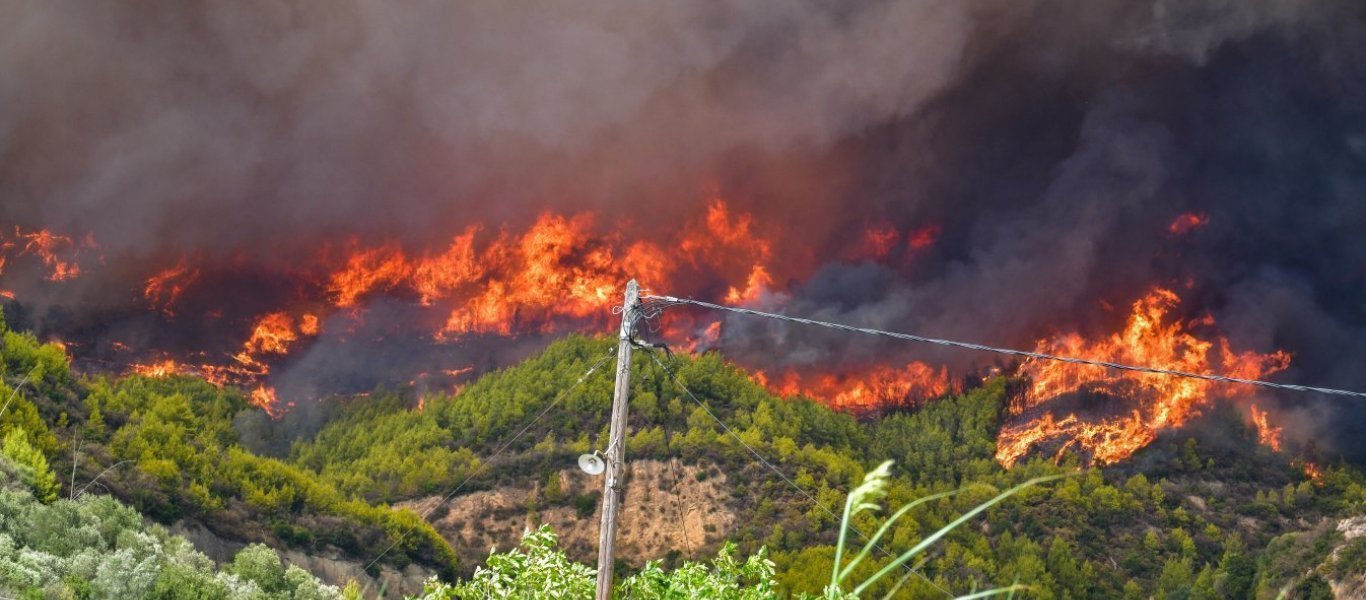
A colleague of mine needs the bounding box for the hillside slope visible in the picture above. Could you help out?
[0,316,452,597]
[3,320,1364,598]
[292,336,1366,598]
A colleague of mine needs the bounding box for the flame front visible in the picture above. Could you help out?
[112,198,780,415]
[756,361,954,412]
[996,288,1291,467]
[0,206,1302,457]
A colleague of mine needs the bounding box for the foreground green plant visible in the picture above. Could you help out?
[411,526,775,600]
[825,461,1056,599]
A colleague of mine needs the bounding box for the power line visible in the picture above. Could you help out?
[645,350,955,598]
[364,349,616,573]
[642,295,1366,400]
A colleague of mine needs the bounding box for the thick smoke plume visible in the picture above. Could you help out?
[2,1,1364,457]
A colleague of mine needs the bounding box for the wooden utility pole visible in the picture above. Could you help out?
[596,279,639,600]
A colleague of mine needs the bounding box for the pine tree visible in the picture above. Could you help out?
[1,428,60,502]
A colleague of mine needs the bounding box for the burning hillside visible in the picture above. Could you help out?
[0,203,1315,468]
[3,0,1365,465]
[1,197,962,416]
[995,287,1292,467]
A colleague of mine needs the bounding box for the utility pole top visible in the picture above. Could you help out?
[595,279,639,600]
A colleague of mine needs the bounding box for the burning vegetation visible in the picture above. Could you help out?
[0,197,1311,470]
[996,288,1291,466]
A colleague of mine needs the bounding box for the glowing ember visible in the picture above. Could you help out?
[1303,462,1323,482]
[442,366,475,378]
[907,224,941,251]
[856,223,900,259]
[996,287,1291,467]
[1168,213,1209,236]
[1250,405,1282,452]
[131,359,190,379]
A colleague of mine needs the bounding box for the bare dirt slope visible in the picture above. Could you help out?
[402,459,737,570]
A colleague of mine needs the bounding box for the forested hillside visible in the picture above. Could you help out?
[2,318,1364,598]
[295,336,1366,598]
[0,314,455,596]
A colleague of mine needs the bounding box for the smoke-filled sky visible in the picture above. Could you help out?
[3,1,1365,456]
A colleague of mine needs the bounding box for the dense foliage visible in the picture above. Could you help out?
[0,454,344,599]
[0,311,458,581]
[413,525,778,600]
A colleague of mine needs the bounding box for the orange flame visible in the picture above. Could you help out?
[125,312,321,416]
[323,199,774,340]
[145,259,200,315]
[241,312,301,355]
[2,228,87,282]
[758,361,953,412]
[249,386,281,417]
[996,287,1290,467]
[1303,461,1323,483]
[131,359,191,379]
[111,198,779,417]
[1250,405,1282,452]
[21,229,82,281]
[724,265,773,306]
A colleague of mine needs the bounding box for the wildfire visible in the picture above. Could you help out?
[1168,213,1209,236]
[1303,462,1324,482]
[241,312,306,355]
[724,265,774,305]
[996,287,1291,467]
[321,199,774,340]
[756,361,953,412]
[1250,405,1283,452]
[0,227,88,284]
[123,312,320,414]
[249,386,281,416]
[856,222,900,260]
[1,204,1317,469]
[131,359,191,379]
[113,198,785,417]
[20,229,82,281]
[906,224,941,252]
[145,259,201,315]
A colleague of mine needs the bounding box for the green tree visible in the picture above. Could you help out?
[231,544,287,594]
[2,428,59,502]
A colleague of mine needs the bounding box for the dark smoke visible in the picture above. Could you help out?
[2,1,1365,457]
